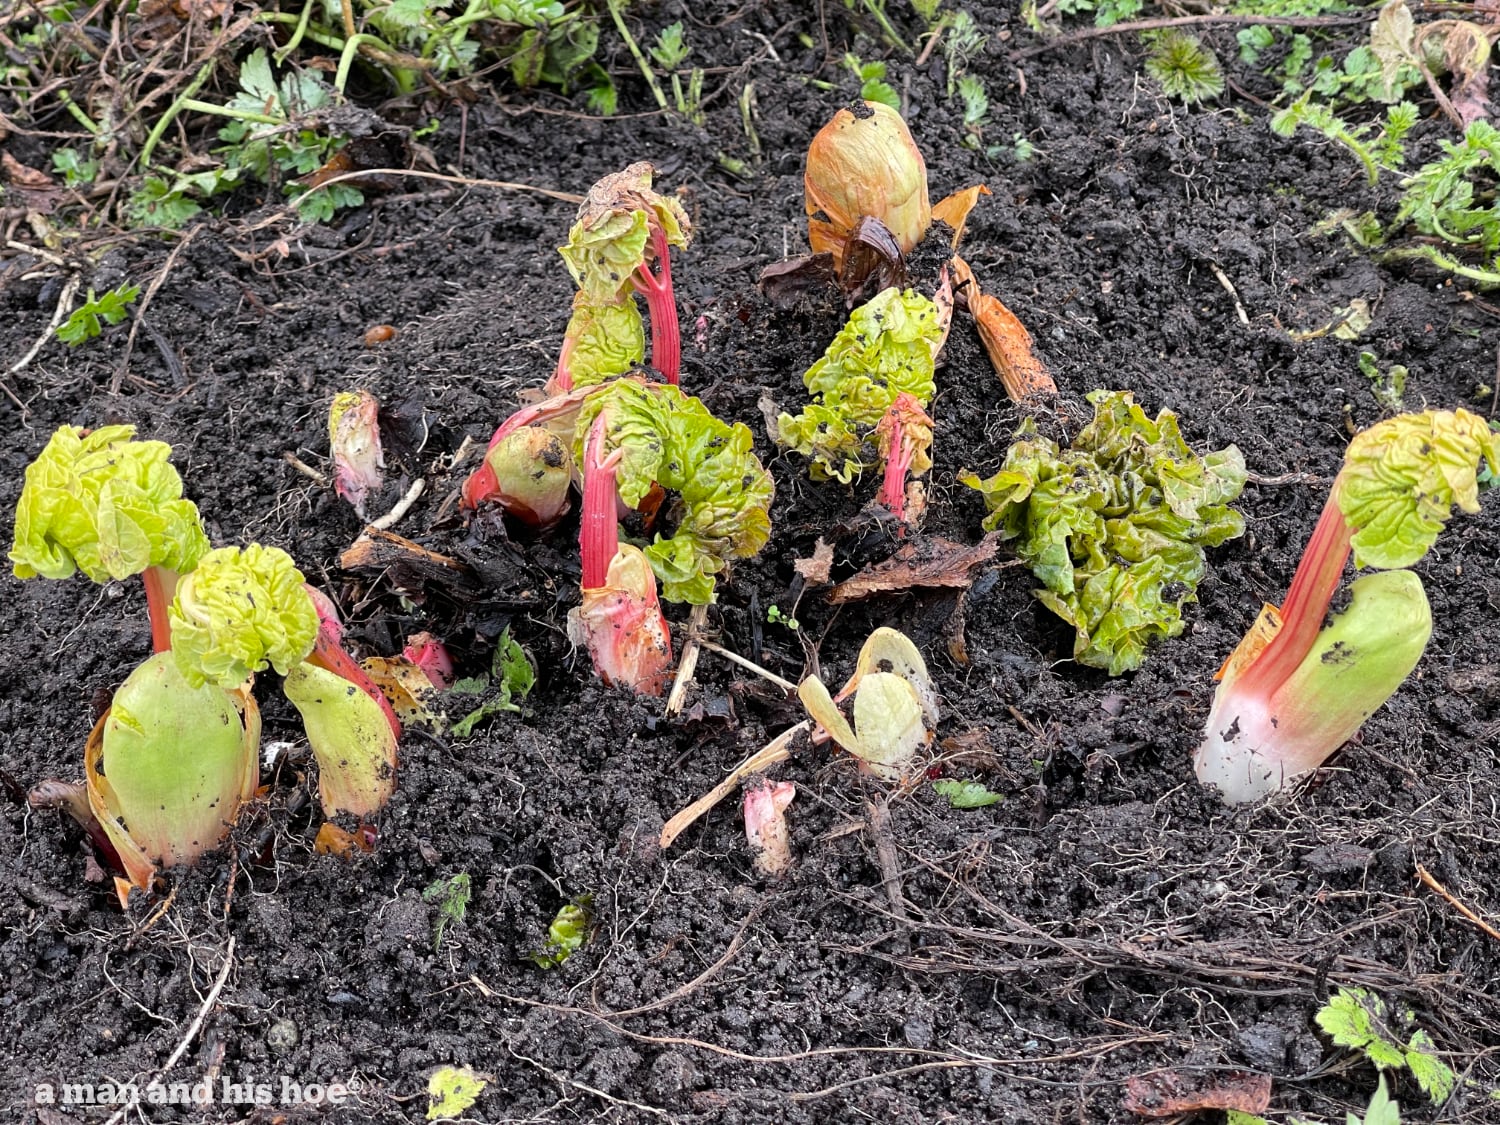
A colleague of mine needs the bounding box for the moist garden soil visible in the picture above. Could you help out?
[4,2,1500,1122]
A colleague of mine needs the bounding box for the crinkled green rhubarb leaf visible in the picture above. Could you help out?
[961,391,1246,675]
[560,291,645,388]
[531,901,591,969]
[169,544,319,689]
[576,380,773,604]
[558,163,690,303]
[775,287,943,483]
[11,424,209,582]
[1334,408,1499,570]
[86,652,259,888]
[283,661,397,818]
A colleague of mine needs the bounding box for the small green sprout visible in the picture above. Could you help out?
[1358,352,1407,412]
[842,53,901,109]
[932,779,1002,808]
[766,604,800,631]
[531,900,591,968]
[449,628,536,737]
[52,147,98,187]
[943,11,987,97]
[423,873,472,951]
[956,74,989,149]
[1144,32,1224,104]
[56,284,141,346]
[649,21,689,69]
[1317,987,1456,1105]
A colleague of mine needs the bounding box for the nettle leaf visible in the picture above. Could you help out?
[1404,1031,1456,1104]
[961,391,1245,674]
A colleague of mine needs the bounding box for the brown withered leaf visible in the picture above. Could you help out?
[1122,1069,1272,1117]
[794,538,835,587]
[340,528,485,602]
[759,253,838,306]
[828,533,1002,603]
[315,822,376,858]
[952,254,1057,402]
[931,184,991,250]
[841,216,906,306]
[2,152,62,214]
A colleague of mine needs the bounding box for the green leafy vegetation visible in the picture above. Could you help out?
[1144,32,1224,103]
[449,629,536,737]
[963,391,1246,675]
[1358,351,1407,412]
[426,1065,487,1121]
[55,284,141,346]
[531,901,591,968]
[1317,987,1456,1105]
[423,873,472,951]
[843,54,901,109]
[932,779,1003,808]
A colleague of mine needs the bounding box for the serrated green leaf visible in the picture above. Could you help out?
[932,779,1003,808]
[1404,1031,1455,1104]
[1358,1074,1402,1125]
[448,628,534,736]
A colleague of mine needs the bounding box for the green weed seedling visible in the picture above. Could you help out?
[56,284,141,346]
[766,604,800,630]
[448,627,536,738]
[51,147,98,188]
[843,54,901,109]
[1144,32,1224,104]
[1358,352,1407,412]
[1227,1075,1401,1124]
[844,0,911,53]
[956,74,990,150]
[1316,987,1455,1106]
[422,873,472,952]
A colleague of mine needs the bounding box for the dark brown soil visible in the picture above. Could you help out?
[4,3,1500,1123]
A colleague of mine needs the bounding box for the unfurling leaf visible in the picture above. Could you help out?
[532,901,590,968]
[744,781,795,876]
[962,390,1246,674]
[328,390,385,518]
[932,779,1002,808]
[284,661,398,818]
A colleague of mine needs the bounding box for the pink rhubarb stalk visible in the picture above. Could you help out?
[141,566,179,655]
[635,225,681,386]
[878,423,917,523]
[303,585,403,738]
[568,413,673,694]
[1230,496,1351,703]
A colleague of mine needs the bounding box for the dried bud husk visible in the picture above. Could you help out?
[328,390,385,518]
[744,781,795,877]
[567,544,674,696]
[482,425,575,530]
[806,102,931,272]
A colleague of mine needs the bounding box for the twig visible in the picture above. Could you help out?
[660,720,811,849]
[103,937,236,1125]
[665,604,710,716]
[1210,263,1250,326]
[1016,13,1372,58]
[866,793,911,951]
[511,1048,667,1116]
[368,478,426,532]
[282,452,329,484]
[605,0,671,112]
[604,906,763,1019]
[695,638,798,694]
[1245,470,1328,487]
[112,227,198,394]
[1415,863,1500,941]
[915,22,946,67]
[5,274,81,408]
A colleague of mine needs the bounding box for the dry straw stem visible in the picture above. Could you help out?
[1416,863,1500,941]
[659,720,811,849]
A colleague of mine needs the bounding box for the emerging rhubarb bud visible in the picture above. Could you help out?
[461,382,606,512]
[874,392,934,524]
[1194,409,1497,804]
[567,413,673,694]
[798,628,937,783]
[168,544,319,689]
[476,425,575,530]
[558,163,691,385]
[805,102,931,272]
[744,781,796,877]
[402,632,455,690]
[328,390,385,518]
[85,653,260,891]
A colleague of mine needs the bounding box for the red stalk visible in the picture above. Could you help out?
[303,585,403,738]
[141,566,178,655]
[580,413,622,589]
[1233,491,1353,701]
[633,225,680,386]
[552,335,576,393]
[878,423,915,524]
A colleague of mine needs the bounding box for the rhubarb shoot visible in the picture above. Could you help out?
[10,424,210,652]
[744,781,796,877]
[86,653,260,890]
[558,163,691,385]
[475,426,575,530]
[797,627,937,782]
[577,378,774,604]
[569,413,673,694]
[962,391,1247,674]
[775,287,943,485]
[1195,409,1497,803]
[328,390,385,518]
[806,102,931,272]
[874,392,934,524]
[284,661,399,818]
[548,290,645,393]
[168,544,319,689]
[461,382,605,512]
[303,584,403,740]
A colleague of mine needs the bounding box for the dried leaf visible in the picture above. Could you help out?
[758,253,838,306]
[2,152,62,214]
[1122,1069,1271,1117]
[841,216,906,305]
[828,533,1001,602]
[1215,602,1282,684]
[931,184,991,249]
[314,822,375,857]
[794,538,835,586]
